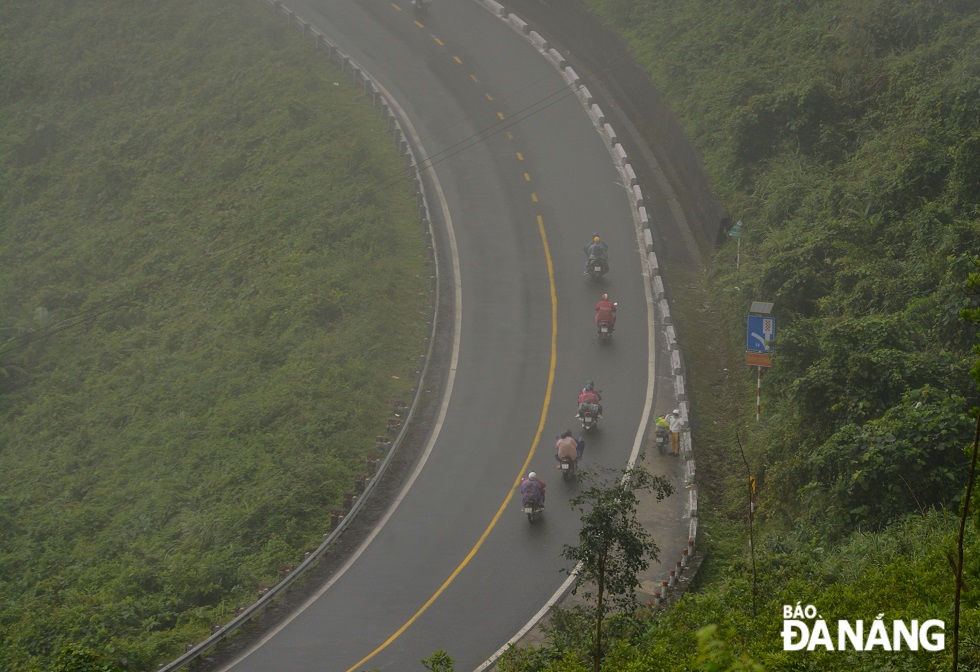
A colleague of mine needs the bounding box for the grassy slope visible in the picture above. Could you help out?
[0,1,428,669]
[613,0,979,668]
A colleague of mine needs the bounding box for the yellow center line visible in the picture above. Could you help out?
[453,55,463,64]
[471,74,480,83]
[523,172,532,182]
[516,152,524,161]
[432,35,444,46]
[344,215,559,672]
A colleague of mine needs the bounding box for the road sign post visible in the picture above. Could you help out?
[728,219,744,270]
[745,302,774,421]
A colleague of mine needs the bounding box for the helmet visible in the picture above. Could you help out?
[673,409,681,416]
[586,380,594,390]
[562,429,573,439]
[593,235,601,243]
[528,472,537,480]
[601,293,609,301]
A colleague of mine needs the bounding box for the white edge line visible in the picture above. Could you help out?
[471,1,660,669]
[216,75,463,672]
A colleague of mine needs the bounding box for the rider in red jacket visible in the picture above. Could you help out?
[577,381,603,417]
[595,293,617,328]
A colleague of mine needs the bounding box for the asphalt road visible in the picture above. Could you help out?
[218,2,673,670]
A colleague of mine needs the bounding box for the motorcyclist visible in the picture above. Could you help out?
[555,430,579,466]
[577,380,603,418]
[583,234,609,274]
[520,472,546,507]
[595,293,617,329]
[655,414,670,448]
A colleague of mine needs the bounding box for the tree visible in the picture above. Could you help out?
[561,466,673,672]
[805,385,974,534]
[954,259,980,672]
[962,259,980,389]
[421,649,455,672]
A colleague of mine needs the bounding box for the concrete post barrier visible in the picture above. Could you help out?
[652,274,665,300]
[624,163,638,186]
[613,143,628,166]
[632,185,644,207]
[507,14,530,34]
[528,30,548,51]
[590,104,605,125]
[546,48,566,69]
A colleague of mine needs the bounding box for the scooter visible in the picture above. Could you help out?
[585,255,609,279]
[654,425,669,455]
[597,319,613,340]
[577,403,600,431]
[521,498,544,523]
[597,305,617,341]
[559,455,577,481]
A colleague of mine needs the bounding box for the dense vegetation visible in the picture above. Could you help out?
[0,2,428,670]
[498,0,980,669]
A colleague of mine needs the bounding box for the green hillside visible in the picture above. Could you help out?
[498,0,980,670]
[0,1,428,670]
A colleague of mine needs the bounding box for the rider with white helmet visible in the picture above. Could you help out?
[520,471,546,506]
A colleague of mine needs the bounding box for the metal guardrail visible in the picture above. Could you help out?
[164,1,704,668]
[157,2,443,669]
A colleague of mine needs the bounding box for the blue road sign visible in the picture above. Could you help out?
[747,314,776,352]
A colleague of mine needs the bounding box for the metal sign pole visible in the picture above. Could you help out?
[729,220,743,271]
[756,365,762,421]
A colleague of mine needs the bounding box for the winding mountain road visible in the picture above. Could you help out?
[218,2,683,669]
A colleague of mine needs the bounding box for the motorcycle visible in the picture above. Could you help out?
[654,425,669,455]
[522,498,544,523]
[597,319,613,340]
[411,0,431,15]
[577,402,600,431]
[559,455,577,481]
[586,255,609,279]
[597,303,617,341]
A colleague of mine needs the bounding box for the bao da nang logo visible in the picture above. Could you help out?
[782,604,945,652]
